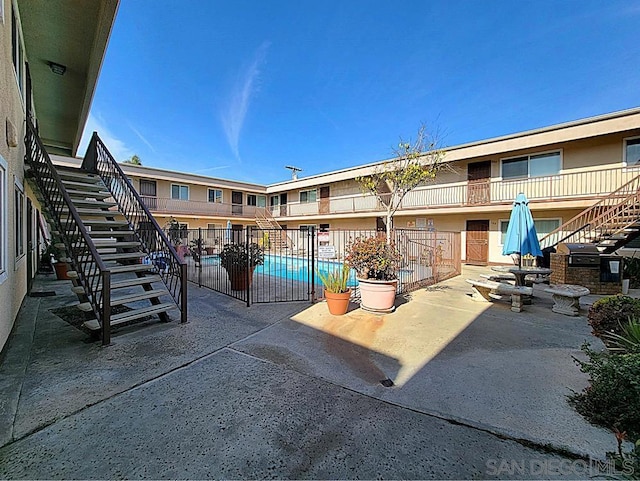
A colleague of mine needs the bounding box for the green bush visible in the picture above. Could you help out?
[569,344,640,439]
[604,318,640,354]
[588,295,640,339]
[624,257,640,289]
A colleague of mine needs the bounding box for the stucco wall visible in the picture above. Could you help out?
[0,0,29,352]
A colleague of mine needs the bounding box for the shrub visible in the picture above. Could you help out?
[569,344,640,439]
[588,295,640,339]
[219,243,264,270]
[624,257,640,289]
[345,236,401,280]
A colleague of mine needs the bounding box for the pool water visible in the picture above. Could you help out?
[202,254,358,286]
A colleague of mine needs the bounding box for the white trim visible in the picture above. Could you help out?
[10,1,25,107]
[14,175,25,267]
[0,155,7,284]
[623,135,640,166]
[1,0,5,24]
[500,149,563,180]
[207,188,223,203]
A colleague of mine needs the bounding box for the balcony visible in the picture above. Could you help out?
[141,196,257,218]
[271,164,640,218]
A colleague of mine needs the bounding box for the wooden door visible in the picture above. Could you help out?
[467,161,491,205]
[466,220,489,265]
[319,186,330,215]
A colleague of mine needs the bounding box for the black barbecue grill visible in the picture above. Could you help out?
[556,243,601,267]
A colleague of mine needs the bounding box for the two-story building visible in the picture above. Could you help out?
[54,107,640,267]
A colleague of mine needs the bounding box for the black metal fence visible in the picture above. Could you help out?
[172,227,461,305]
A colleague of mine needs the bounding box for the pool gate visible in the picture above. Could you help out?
[176,227,461,306]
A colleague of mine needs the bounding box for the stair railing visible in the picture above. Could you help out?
[83,132,187,324]
[539,173,640,249]
[255,207,295,250]
[25,120,113,344]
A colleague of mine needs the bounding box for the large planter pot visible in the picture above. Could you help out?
[357,278,398,313]
[324,289,352,315]
[54,262,71,280]
[226,266,255,291]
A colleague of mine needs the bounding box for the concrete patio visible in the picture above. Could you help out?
[0,265,620,479]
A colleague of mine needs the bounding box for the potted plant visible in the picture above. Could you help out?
[346,236,401,313]
[219,242,265,290]
[317,263,352,315]
[39,242,57,273]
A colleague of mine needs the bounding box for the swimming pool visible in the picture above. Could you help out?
[202,254,359,286]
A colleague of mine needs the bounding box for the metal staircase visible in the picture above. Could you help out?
[25,121,187,344]
[255,207,293,250]
[540,172,640,253]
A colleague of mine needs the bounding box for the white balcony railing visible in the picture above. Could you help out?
[141,196,258,217]
[273,164,640,218]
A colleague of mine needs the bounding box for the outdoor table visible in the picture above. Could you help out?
[491,266,552,303]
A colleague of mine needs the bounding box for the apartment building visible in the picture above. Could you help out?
[0,0,118,351]
[54,107,640,267]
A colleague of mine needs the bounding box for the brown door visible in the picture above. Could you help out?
[319,186,330,215]
[466,220,489,265]
[467,161,491,205]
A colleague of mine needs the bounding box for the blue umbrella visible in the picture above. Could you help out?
[502,193,542,267]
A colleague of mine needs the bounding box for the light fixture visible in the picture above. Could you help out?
[48,61,66,76]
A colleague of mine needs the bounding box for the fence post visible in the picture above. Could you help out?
[310,226,316,303]
[198,228,203,288]
[246,226,251,307]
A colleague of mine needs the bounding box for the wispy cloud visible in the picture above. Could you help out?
[78,113,133,161]
[221,41,271,160]
[127,122,156,153]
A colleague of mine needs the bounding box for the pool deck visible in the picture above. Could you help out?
[0,265,625,479]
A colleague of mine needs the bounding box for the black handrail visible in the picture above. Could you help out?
[83,133,187,323]
[25,119,113,343]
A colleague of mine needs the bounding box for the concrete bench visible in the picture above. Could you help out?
[544,284,590,316]
[480,273,515,283]
[466,279,533,312]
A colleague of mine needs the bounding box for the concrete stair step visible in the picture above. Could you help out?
[61,179,108,191]
[57,170,102,183]
[101,251,145,261]
[63,189,113,199]
[108,275,163,290]
[82,219,129,227]
[68,198,117,208]
[106,264,157,275]
[110,289,169,307]
[93,241,141,249]
[88,230,135,237]
[83,302,176,331]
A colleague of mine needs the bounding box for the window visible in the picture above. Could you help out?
[299,189,317,203]
[501,151,561,179]
[0,155,7,284]
[625,137,640,166]
[299,225,315,238]
[179,223,188,240]
[208,189,223,203]
[11,5,24,96]
[270,195,280,206]
[247,194,266,207]
[15,178,24,260]
[207,223,222,244]
[171,184,189,200]
[139,179,157,197]
[499,218,560,245]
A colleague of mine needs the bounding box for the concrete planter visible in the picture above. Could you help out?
[357,278,398,313]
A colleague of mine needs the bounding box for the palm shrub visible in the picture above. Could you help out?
[588,295,640,339]
[317,264,350,294]
[603,318,640,354]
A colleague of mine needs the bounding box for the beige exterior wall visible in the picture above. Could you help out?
[0,0,30,352]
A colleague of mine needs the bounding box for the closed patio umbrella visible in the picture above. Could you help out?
[502,193,542,268]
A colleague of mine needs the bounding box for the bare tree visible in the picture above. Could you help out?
[356,124,447,240]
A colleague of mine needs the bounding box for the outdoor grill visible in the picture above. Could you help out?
[556,243,601,267]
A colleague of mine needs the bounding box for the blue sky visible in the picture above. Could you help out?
[79,0,640,184]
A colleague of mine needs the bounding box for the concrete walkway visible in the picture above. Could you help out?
[0,266,618,479]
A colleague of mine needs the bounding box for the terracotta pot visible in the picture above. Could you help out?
[54,262,71,280]
[227,267,255,291]
[357,278,398,313]
[324,289,351,315]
